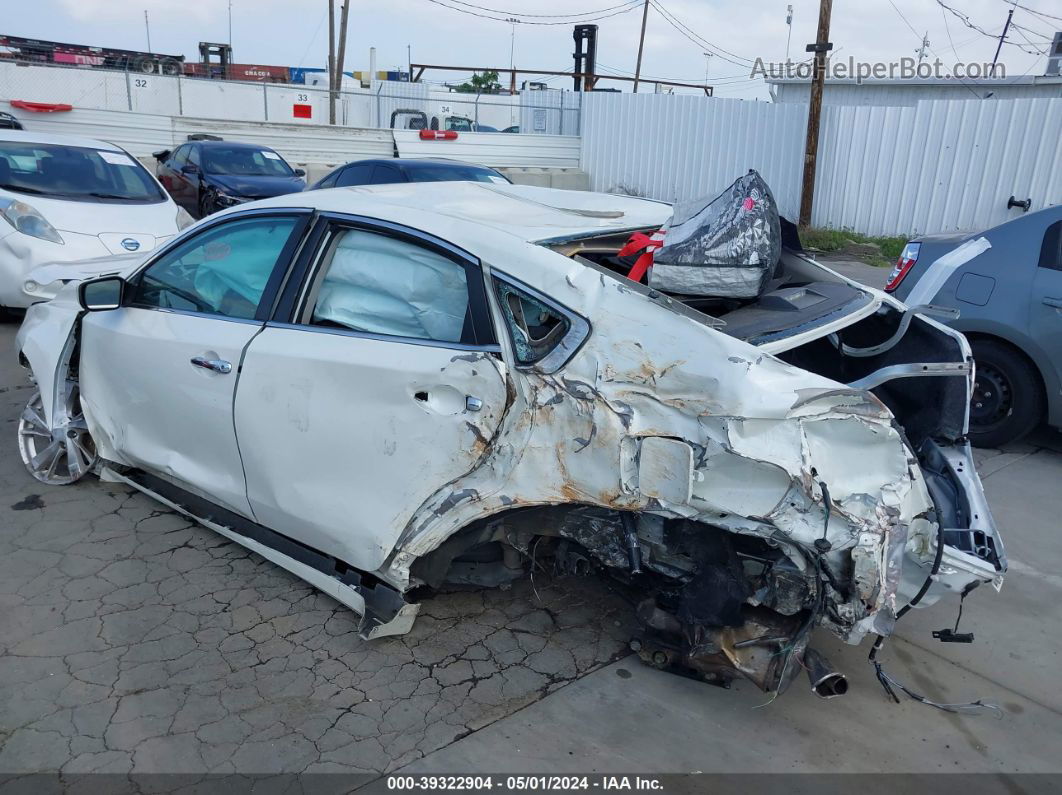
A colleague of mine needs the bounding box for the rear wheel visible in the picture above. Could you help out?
[17,387,97,485]
[968,338,1044,448]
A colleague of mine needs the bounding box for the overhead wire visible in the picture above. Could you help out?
[646,0,756,68]
[421,0,642,25]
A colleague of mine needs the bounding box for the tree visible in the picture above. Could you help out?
[455,70,502,94]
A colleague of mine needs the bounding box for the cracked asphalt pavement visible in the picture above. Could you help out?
[3,313,1062,779]
[0,321,634,775]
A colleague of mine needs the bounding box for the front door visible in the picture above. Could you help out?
[234,219,508,571]
[79,211,308,517]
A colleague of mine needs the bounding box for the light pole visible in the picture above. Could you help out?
[228,0,233,49]
[785,4,793,62]
[703,51,712,86]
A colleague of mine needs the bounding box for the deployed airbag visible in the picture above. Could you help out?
[313,229,468,342]
[651,170,781,298]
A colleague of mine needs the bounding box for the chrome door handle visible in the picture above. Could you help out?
[190,356,232,374]
[465,396,483,412]
[1042,297,1062,309]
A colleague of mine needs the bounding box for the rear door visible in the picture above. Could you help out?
[1030,219,1062,387]
[234,215,507,572]
[80,210,310,517]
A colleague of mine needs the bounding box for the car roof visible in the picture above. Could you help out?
[244,182,671,248]
[0,129,124,151]
[337,158,498,171]
[192,140,279,151]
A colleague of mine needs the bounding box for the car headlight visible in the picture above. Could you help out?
[175,206,195,230]
[213,190,246,207]
[0,198,64,244]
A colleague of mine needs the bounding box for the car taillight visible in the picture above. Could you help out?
[885,241,921,292]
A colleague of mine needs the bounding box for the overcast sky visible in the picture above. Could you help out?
[7,0,1056,99]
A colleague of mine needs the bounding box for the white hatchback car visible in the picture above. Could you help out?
[0,130,191,311]
[15,182,1004,699]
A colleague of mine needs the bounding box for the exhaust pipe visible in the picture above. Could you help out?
[804,648,849,699]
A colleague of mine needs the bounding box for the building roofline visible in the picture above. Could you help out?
[766,75,1062,87]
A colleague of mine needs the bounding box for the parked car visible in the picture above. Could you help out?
[501,125,519,134]
[152,139,306,219]
[307,157,510,190]
[0,112,23,130]
[15,182,1003,699]
[0,130,188,313]
[886,204,1062,447]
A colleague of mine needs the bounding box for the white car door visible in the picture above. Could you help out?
[234,217,509,572]
[79,210,310,517]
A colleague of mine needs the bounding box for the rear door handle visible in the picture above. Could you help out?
[190,356,232,374]
[1042,297,1062,309]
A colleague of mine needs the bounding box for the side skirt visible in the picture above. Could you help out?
[104,464,419,639]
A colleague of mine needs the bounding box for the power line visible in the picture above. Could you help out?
[645,0,755,68]
[887,0,987,100]
[1004,1,1062,23]
[441,0,641,18]
[421,0,641,25]
[935,0,1044,55]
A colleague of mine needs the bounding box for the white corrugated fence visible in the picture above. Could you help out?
[581,92,1062,236]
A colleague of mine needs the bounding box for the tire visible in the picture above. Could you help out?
[197,192,212,219]
[968,338,1044,448]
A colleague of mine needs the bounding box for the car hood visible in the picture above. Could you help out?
[0,189,178,236]
[206,173,306,199]
[26,251,150,289]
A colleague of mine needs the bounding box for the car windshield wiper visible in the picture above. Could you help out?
[86,192,142,200]
[0,183,48,194]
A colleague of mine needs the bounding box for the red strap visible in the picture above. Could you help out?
[618,230,664,283]
[9,100,73,113]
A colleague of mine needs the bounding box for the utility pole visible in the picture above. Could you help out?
[335,0,350,101]
[702,52,712,87]
[798,0,833,228]
[633,0,649,93]
[327,0,336,125]
[144,10,152,53]
[992,8,1014,74]
[507,17,518,94]
[407,44,412,82]
[228,0,233,48]
[916,32,930,63]
[785,5,793,62]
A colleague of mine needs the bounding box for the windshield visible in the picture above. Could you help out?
[202,147,295,177]
[0,142,166,203]
[409,164,509,184]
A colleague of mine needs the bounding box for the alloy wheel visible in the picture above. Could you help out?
[17,387,98,485]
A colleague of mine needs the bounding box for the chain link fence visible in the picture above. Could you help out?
[0,60,581,135]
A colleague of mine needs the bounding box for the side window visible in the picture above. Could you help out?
[1039,221,1062,271]
[316,170,339,189]
[170,146,187,166]
[187,146,201,168]
[132,216,299,319]
[335,164,375,187]
[371,164,405,184]
[492,277,587,371]
[305,228,472,344]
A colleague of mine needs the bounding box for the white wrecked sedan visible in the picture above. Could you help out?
[15,182,1004,699]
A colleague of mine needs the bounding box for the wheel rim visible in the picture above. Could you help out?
[17,388,97,485]
[970,361,1012,432]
